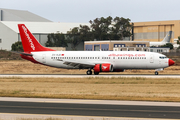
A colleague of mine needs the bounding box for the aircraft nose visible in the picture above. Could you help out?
[169,59,175,66]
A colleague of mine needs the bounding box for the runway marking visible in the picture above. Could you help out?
[40,100,101,103]
[0,113,175,120]
[0,74,180,78]
[1,97,180,107]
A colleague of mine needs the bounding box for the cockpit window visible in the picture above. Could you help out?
[159,56,168,59]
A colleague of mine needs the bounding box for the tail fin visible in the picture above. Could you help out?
[18,24,55,53]
[162,31,172,42]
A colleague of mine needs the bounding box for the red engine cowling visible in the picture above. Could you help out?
[94,63,113,72]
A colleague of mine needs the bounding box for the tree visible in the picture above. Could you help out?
[79,25,91,41]
[177,36,180,44]
[11,41,23,51]
[66,25,91,50]
[111,17,133,40]
[178,36,180,40]
[45,33,68,47]
[161,43,174,50]
[89,16,133,40]
[46,16,133,50]
[89,16,113,40]
[66,27,81,50]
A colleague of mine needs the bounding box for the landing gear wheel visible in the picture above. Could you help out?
[86,70,92,75]
[94,72,99,75]
[155,71,159,75]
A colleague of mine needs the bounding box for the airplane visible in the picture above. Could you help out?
[150,31,172,47]
[18,24,175,75]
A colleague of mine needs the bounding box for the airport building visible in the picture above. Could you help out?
[84,41,170,53]
[133,20,180,43]
[0,8,87,50]
[85,41,150,51]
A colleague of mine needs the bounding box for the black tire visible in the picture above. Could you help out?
[86,70,92,75]
[155,71,158,75]
[94,72,99,75]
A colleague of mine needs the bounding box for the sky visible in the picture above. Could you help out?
[1,0,180,23]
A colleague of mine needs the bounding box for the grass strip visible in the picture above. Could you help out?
[0,77,180,102]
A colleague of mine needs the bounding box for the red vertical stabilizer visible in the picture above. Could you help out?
[18,24,55,53]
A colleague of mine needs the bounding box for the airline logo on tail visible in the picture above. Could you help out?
[22,26,35,50]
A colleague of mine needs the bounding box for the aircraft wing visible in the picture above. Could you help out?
[57,59,95,69]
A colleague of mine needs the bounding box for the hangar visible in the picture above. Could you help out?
[0,8,88,50]
[133,20,180,43]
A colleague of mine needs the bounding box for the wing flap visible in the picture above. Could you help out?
[57,59,95,69]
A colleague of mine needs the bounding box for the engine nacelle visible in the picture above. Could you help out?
[94,63,113,72]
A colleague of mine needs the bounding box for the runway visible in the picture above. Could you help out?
[0,74,180,78]
[0,97,180,119]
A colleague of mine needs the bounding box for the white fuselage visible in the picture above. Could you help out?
[31,51,169,70]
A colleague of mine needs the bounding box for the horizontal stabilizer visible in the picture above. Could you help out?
[11,51,33,56]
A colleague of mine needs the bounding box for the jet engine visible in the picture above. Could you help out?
[94,63,113,72]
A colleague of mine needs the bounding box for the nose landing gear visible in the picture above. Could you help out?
[155,68,163,75]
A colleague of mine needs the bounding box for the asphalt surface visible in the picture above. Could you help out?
[0,98,180,119]
[0,74,180,78]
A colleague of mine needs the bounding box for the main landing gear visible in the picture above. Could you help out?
[86,69,99,75]
[86,69,92,75]
[155,71,159,75]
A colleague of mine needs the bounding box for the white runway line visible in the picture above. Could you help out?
[1,97,180,107]
[0,74,180,78]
